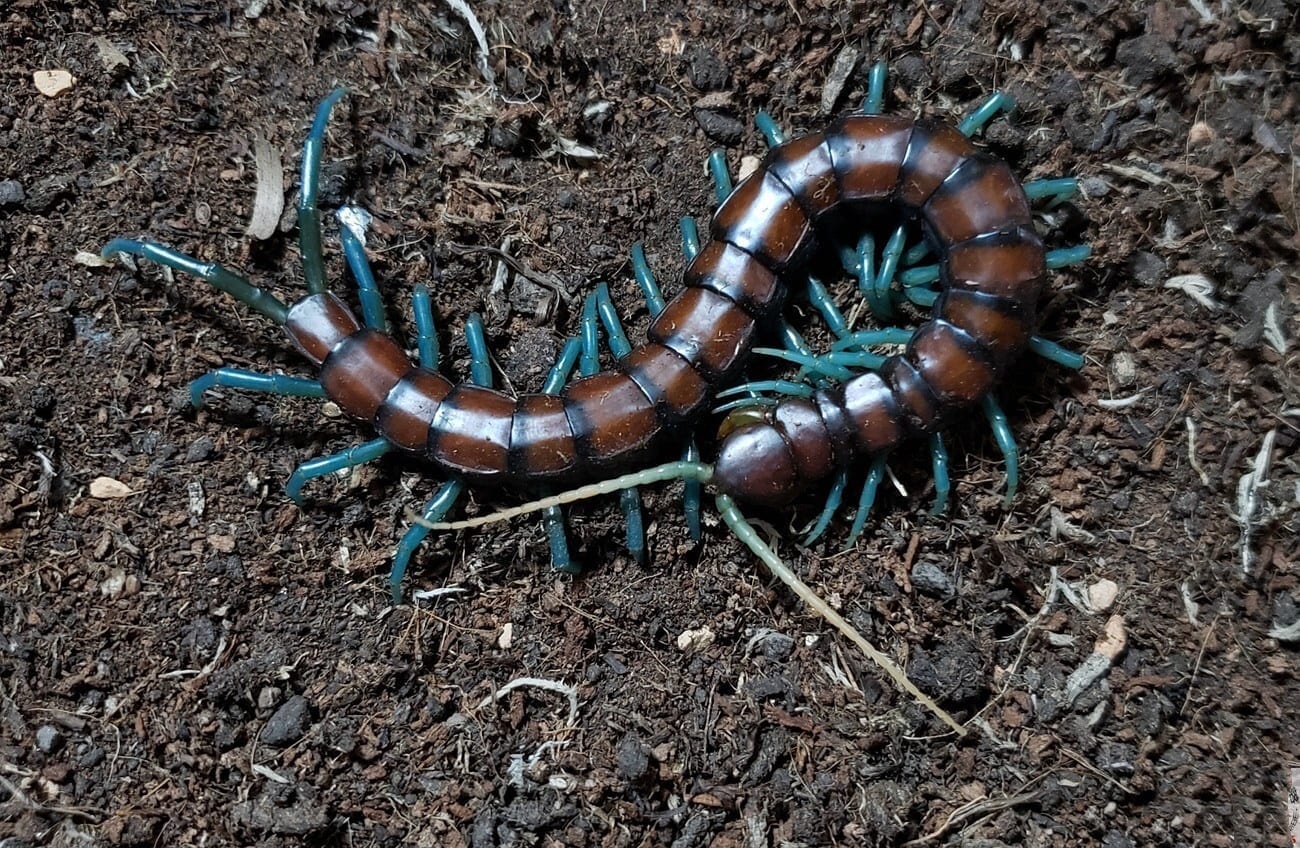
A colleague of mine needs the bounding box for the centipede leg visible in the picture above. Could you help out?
[586,286,646,566]
[980,394,1020,504]
[802,469,848,546]
[336,205,389,332]
[846,455,889,547]
[298,88,347,296]
[189,367,325,408]
[100,239,289,324]
[859,61,888,115]
[957,90,1017,138]
[538,336,584,575]
[928,433,951,516]
[390,311,493,595]
[630,242,701,540]
[284,437,392,505]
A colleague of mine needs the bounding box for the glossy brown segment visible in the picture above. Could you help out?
[620,343,710,424]
[945,228,1045,304]
[377,369,453,452]
[711,170,812,268]
[924,156,1034,244]
[764,132,840,215]
[772,399,835,483]
[908,320,996,406]
[713,422,799,505]
[683,240,784,320]
[320,330,412,422]
[428,385,515,479]
[935,289,1031,363]
[881,357,941,435]
[896,121,978,208]
[840,371,904,455]
[826,115,913,201]
[284,293,361,365]
[648,287,756,382]
[508,394,578,480]
[563,372,660,471]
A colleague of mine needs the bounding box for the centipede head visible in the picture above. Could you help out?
[713,405,805,506]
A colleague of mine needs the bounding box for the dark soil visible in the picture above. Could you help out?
[2,1,1298,846]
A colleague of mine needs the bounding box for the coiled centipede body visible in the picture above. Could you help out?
[102,64,1088,595]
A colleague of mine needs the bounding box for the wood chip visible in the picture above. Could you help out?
[34,69,75,97]
[89,477,133,499]
[92,37,129,71]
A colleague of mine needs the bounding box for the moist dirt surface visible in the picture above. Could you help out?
[2,1,1298,846]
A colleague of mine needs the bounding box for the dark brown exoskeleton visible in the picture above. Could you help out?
[272,114,1043,509]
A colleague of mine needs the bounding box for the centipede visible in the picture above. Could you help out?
[102,62,1088,733]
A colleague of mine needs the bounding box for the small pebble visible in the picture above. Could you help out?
[911,561,955,598]
[261,695,311,746]
[0,179,25,206]
[36,725,64,754]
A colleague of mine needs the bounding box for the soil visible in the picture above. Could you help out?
[2,1,1298,846]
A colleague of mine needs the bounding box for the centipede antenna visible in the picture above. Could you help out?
[284,437,392,505]
[753,347,855,382]
[464,313,492,387]
[755,110,785,147]
[1027,335,1085,370]
[391,479,464,602]
[679,217,702,260]
[829,328,913,353]
[803,469,848,546]
[189,367,325,409]
[629,243,667,315]
[980,394,1019,504]
[805,273,849,338]
[846,455,889,547]
[1047,244,1092,269]
[717,380,816,399]
[958,91,1016,138]
[595,284,633,357]
[300,87,347,296]
[714,491,966,736]
[707,149,734,203]
[101,239,290,325]
[411,283,440,368]
[414,461,714,531]
[928,433,951,516]
[338,206,389,333]
[1024,177,1080,205]
[860,61,888,115]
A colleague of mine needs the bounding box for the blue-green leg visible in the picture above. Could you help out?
[100,239,289,324]
[980,394,1019,504]
[803,469,848,546]
[957,91,1017,137]
[539,337,584,574]
[390,312,493,597]
[586,286,646,566]
[337,206,389,332]
[860,61,887,115]
[299,88,347,296]
[189,367,325,408]
[285,437,392,505]
[846,455,889,547]
[754,111,785,147]
[928,433,951,516]
[706,150,733,203]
